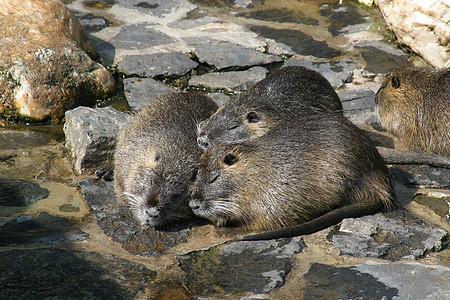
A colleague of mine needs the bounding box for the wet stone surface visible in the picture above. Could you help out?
[391,165,450,189]
[303,263,399,300]
[0,248,157,299]
[0,212,88,246]
[236,8,319,25]
[0,178,50,207]
[249,25,342,59]
[328,210,448,261]
[118,52,198,78]
[80,178,197,256]
[319,3,369,36]
[177,237,306,297]
[124,77,178,111]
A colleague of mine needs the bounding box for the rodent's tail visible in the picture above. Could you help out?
[240,202,384,241]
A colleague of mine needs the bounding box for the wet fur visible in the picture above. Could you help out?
[197,66,343,149]
[191,113,395,237]
[114,93,217,227]
[376,68,449,156]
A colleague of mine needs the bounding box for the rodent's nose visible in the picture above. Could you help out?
[145,207,160,219]
[189,199,201,211]
[197,135,209,150]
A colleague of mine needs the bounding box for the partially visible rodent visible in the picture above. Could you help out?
[197,66,343,149]
[376,68,449,156]
[190,113,395,240]
[114,92,217,227]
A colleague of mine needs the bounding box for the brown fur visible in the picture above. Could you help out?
[190,113,395,236]
[376,68,449,156]
[114,92,217,227]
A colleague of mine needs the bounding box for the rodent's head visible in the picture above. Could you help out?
[123,150,196,227]
[196,100,275,150]
[190,144,253,227]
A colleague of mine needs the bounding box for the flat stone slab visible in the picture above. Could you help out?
[319,2,370,36]
[236,8,319,25]
[185,37,282,70]
[355,41,415,74]
[124,77,178,111]
[80,178,199,256]
[303,263,399,299]
[328,210,448,261]
[304,262,450,299]
[339,88,377,124]
[118,52,198,78]
[0,248,156,299]
[283,59,356,88]
[177,237,306,297]
[0,178,49,207]
[189,66,268,91]
[0,212,88,246]
[64,106,130,174]
[391,164,450,189]
[249,25,342,58]
[0,130,53,150]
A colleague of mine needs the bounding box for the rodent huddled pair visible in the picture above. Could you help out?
[113,66,446,240]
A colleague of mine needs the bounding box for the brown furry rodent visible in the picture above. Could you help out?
[197,66,343,149]
[114,92,217,227]
[376,68,449,156]
[190,113,395,240]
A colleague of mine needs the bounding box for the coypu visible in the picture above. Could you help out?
[197,66,343,149]
[190,113,395,240]
[376,68,449,156]
[114,92,217,227]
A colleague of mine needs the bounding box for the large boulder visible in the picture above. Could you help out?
[375,0,450,68]
[0,0,115,122]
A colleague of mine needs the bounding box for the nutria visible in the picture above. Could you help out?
[376,68,449,156]
[190,113,395,240]
[114,92,217,227]
[197,66,343,149]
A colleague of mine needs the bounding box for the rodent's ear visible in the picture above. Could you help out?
[224,153,237,165]
[391,76,400,89]
[246,111,259,123]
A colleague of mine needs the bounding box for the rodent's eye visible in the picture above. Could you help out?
[246,112,259,123]
[154,152,161,162]
[391,76,400,89]
[227,124,238,130]
[191,170,198,181]
[223,153,237,165]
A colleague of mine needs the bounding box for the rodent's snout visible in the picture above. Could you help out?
[197,134,210,150]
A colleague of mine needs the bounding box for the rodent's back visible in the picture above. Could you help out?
[194,113,394,231]
[376,68,449,156]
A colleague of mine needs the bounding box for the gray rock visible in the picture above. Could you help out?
[114,0,190,17]
[391,165,450,189]
[0,212,88,246]
[64,106,130,174]
[185,37,282,70]
[168,16,221,30]
[354,262,450,300]
[118,52,198,77]
[189,66,268,91]
[283,59,356,88]
[319,3,370,36]
[0,248,156,299]
[338,88,378,124]
[80,178,198,256]
[101,23,176,51]
[124,77,178,111]
[73,12,110,33]
[328,210,448,260]
[249,25,342,58]
[0,178,49,207]
[355,41,415,74]
[177,237,306,296]
[303,263,399,299]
